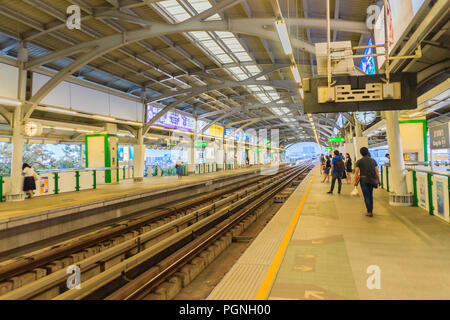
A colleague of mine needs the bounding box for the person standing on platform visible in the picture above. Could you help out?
[345,153,353,184]
[22,163,37,199]
[321,155,331,183]
[339,153,347,181]
[327,150,345,194]
[384,153,391,166]
[175,157,184,180]
[354,147,381,217]
[319,154,325,174]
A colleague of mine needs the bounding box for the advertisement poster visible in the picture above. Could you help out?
[147,105,195,132]
[358,38,376,75]
[374,0,424,67]
[435,181,444,217]
[40,176,49,194]
[417,174,428,210]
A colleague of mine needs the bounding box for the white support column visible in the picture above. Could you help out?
[134,127,146,182]
[7,43,28,201]
[385,110,408,196]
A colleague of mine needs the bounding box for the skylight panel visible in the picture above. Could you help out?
[247,85,260,92]
[215,54,233,64]
[245,65,262,75]
[158,0,190,22]
[205,14,222,21]
[215,32,234,39]
[234,51,252,62]
[190,31,211,41]
[188,0,212,12]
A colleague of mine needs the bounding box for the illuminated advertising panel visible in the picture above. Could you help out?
[358,38,376,75]
[147,105,195,132]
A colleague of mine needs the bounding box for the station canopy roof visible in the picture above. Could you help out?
[0,0,447,147]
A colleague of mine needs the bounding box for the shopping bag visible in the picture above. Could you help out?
[350,187,359,196]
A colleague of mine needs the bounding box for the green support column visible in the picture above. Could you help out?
[75,171,80,192]
[412,171,418,206]
[93,170,97,189]
[53,172,59,195]
[132,166,134,178]
[0,176,3,202]
[381,166,384,189]
[123,167,126,180]
[427,173,434,215]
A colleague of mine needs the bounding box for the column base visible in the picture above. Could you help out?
[388,193,413,206]
[6,193,25,202]
[134,177,144,182]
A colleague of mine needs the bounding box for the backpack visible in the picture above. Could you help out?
[334,157,345,173]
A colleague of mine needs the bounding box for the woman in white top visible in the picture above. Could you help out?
[22,163,37,199]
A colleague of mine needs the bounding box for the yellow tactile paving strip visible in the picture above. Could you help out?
[210,165,450,300]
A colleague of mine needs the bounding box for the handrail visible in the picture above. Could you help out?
[380,164,450,178]
[36,165,134,174]
[407,168,450,177]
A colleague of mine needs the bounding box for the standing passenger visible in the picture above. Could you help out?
[327,150,345,194]
[354,147,381,217]
[175,157,184,180]
[321,155,331,183]
[22,163,37,199]
[319,154,325,174]
[345,153,353,184]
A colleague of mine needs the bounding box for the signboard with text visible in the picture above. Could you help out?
[147,105,195,132]
[430,123,449,150]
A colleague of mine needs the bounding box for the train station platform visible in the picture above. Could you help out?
[209,165,450,300]
[0,165,277,255]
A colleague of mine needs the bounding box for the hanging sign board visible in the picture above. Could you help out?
[429,123,449,150]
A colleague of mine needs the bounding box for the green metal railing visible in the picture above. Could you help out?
[0,176,3,203]
[381,165,449,218]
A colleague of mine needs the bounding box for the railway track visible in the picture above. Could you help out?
[0,162,313,300]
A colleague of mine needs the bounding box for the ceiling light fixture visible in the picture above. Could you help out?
[291,65,302,83]
[275,20,293,55]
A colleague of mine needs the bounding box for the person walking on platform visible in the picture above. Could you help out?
[327,150,345,194]
[321,155,331,183]
[22,163,37,199]
[175,157,184,180]
[345,153,353,184]
[354,147,381,217]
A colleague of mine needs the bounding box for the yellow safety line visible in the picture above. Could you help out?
[255,166,318,300]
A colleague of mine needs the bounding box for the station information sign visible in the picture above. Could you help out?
[147,105,195,132]
[430,123,449,150]
[328,137,344,143]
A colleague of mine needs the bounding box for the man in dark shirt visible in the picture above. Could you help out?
[354,147,381,217]
[327,150,344,194]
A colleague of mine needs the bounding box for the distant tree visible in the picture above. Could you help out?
[54,144,82,169]
[0,143,12,175]
[23,143,56,170]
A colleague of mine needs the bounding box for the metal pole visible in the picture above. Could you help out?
[383,0,390,83]
[326,0,332,87]
[7,42,27,201]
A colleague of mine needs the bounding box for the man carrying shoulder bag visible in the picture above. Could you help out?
[354,147,381,217]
